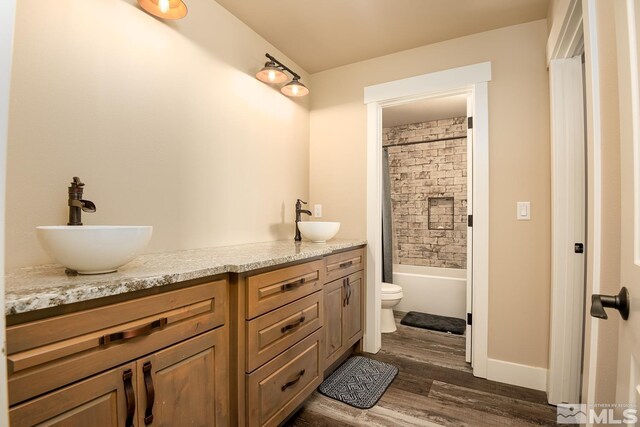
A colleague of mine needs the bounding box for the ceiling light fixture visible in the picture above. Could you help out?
[138,0,188,20]
[256,53,309,97]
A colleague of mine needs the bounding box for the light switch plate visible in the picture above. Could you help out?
[314,204,322,218]
[517,201,531,220]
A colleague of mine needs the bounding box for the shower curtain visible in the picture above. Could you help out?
[382,148,393,283]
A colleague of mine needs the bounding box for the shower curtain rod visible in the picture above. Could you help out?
[382,135,466,149]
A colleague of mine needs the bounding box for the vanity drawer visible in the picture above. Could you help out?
[7,279,227,406]
[246,260,324,319]
[246,330,322,427]
[246,291,323,373]
[324,247,365,282]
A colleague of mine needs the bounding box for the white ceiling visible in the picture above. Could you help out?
[215,0,550,73]
[383,94,468,128]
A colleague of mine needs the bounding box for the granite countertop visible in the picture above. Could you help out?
[5,239,367,316]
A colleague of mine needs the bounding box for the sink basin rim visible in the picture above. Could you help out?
[36,225,153,274]
[297,221,340,243]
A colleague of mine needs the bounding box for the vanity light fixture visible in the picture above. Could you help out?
[256,53,309,97]
[138,0,188,20]
[281,77,309,97]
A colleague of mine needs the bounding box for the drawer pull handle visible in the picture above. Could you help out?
[143,362,155,425]
[123,369,135,427]
[100,317,168,347]
[281,278,305,292]
[281,315,306,334]
[339,260,354,268]
[281,369,306,391]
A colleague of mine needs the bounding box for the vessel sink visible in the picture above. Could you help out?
[36,225,153,274]
[298,221,340,243]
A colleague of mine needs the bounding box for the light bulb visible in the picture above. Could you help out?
[291,85,299,95]
[268,70,276,82]
[158,0,170,13]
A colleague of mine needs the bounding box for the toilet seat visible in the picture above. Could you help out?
[381,283,402,294]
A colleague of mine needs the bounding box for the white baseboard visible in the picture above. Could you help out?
[486,358,548,392]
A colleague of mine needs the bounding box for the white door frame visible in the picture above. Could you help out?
[0,0,17,423]
[465,95,474,364]
[547,57,586,405]
[363,62,491,377]
[546,0,587,405]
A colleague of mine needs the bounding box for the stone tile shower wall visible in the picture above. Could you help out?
[383,117,467,269]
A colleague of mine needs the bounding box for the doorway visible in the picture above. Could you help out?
[380,94,473,361]
[363,62,491,378]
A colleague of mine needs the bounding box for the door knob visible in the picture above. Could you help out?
[590,287,630,320]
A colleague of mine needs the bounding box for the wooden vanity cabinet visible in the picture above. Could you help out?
[9,327,228,427]
[7,278,229,427]
[322,248,365,372]
[9,361,136,427]
[232,258,327,427]
[323,270,364,370]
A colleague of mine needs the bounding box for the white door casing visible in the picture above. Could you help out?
[547,56,587,405]
[546,0,587,405]
[0,0,17,423]
[466,95,474,365]
[364,62,491,378]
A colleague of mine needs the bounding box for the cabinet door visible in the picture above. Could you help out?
[343,271,363,349]
[136,327,228,427]
[9,362,136,427]
[323,278,345,369]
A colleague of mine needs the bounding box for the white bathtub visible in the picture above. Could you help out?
[393,264,467,319]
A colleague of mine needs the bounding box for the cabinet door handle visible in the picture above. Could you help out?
[281,315,306,334]
[346,277,352,305]
[143,362,155,425]
[339,260,354,269]
[281,278,305,292]
[123,369,135,427]
[342,278,348,307]
[281,369,306,391]
[100,318,168,347]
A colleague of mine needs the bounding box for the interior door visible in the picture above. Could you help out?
[616,0,640,414]
[585,0,640,420]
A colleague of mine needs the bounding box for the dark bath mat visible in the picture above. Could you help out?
[400,311,466,335]
[318,356,398,409]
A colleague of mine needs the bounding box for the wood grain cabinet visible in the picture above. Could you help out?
[235,258,328,427]
[7,279,229,427]
[323,270,364,370]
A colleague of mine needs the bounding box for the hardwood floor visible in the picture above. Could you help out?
[284,312,557,426]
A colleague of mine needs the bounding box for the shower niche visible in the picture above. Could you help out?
[428,197,454,230]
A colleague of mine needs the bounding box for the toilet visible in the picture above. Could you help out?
[381,282,403,333]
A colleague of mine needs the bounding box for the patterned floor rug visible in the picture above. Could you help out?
[318,356,398,409]
[400,311,466,335]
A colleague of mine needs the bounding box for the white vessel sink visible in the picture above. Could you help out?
[298,221,340,243]
[36,225,153,274]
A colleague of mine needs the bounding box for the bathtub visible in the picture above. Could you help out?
[392,264,467,319]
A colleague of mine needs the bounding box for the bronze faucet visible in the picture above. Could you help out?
[295,199,312,241]
[68,177,96,226]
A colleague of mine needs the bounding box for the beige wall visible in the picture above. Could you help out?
[309,20,551,368]
[6,0,310,269]
[547,0,571,34]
